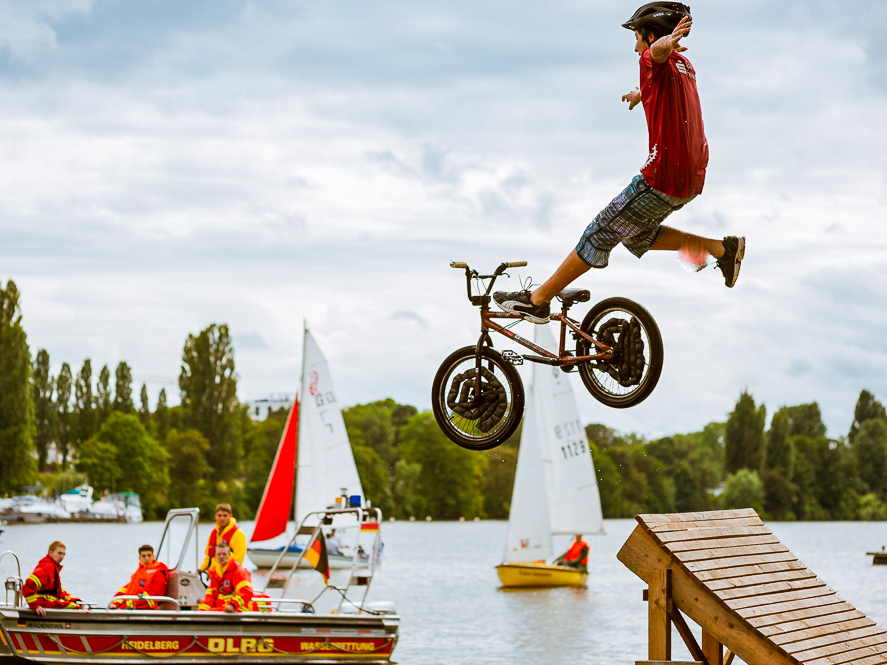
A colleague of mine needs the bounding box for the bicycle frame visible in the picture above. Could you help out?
[451,261,615,371]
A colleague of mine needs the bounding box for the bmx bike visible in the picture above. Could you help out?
[431,261,663,450]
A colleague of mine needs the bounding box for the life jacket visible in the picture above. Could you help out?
[198,559,254,613]
[202,519,246,570]
[565,539,589,566]
[23,555,79,610]
[110,560,169,609]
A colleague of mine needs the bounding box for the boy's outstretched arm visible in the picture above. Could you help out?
[622,87,641,110]
[651,16,692,63]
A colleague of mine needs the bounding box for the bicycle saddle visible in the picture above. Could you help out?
[557,288,590,309]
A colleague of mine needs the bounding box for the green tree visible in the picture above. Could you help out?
[165,429,211,509]
[74,359,97,452]
[764,408,795,478]
[96,364,111,426]
[243,417,284,512]
[720,469,765,514]
[32,349,56,472]
[154,389,170,443]
[56,363,74,470]
[139,384,151,428]
[853,418,887,499]
[179,324,241,481]
[400,412,486,518]
[77,439,123,491]
[85,412,170,517]
[0,280,36,492]
[849,390,886,441]
[481,439,519,519]
[114,361,134,413]
[725,391,766,474]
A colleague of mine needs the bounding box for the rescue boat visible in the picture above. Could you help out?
[0,507,399,665]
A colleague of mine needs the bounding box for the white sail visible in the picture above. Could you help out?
[534,325,604,536]
[503,381,553,563]
[295,328,364,525]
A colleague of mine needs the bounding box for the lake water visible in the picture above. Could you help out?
[2,519,886,664]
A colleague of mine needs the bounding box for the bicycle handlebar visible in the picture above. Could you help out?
[450,260,527,305]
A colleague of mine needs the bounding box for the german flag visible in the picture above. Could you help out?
[361,522,380,532]
[304,532,330,584]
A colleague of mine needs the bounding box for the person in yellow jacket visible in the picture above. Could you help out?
[201,503,246,571]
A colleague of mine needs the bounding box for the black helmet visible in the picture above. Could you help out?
[622,2,691,38]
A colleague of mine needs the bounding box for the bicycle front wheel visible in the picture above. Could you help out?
[575,297,663,408]
[431,345,524,451]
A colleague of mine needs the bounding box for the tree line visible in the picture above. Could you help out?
[2,279,886,522]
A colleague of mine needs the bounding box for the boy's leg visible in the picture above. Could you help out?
[651,226,724,257]
[530,250,591,305]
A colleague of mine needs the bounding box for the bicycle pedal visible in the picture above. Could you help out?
[501,350,524,365]
[559,364,577,374]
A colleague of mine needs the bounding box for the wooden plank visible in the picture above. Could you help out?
[701,630,722,665]
[769,616,877,647]
[666,534,783,554]
[649,516,766,534]
[708,577,825,601]
[681,551,798,572]
[692,559,805,582]
[673,542,790,561]
[794,631,887,662]
[758,609,868,638]
[703,568,825,596]
[653,525,772,544]
[734,594,847,622]
[638,509,759,526]
[649,569,672,661]
[733,585,836,612]
[784,624,886,655]
[808,651,887,665]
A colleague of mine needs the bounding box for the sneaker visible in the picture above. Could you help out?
[717,236,745,288]
[492,290,550,324]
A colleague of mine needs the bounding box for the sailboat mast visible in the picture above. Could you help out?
[293,321,310,525]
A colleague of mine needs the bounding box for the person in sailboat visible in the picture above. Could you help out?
[325,529,343,556]
[109,545,170,610]
[198,541,255,613]
[201,503,247,571]
[23,541,83,615]
[554,535,589,574]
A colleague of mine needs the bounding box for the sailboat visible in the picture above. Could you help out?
[495,325,604,588]
[247,326,370,569]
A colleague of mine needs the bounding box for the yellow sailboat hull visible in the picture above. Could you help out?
[495,562,588,588]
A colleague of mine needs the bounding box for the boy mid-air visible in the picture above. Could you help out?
[495,2,745,324]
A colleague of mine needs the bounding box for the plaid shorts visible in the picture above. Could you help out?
[575,174,695,268]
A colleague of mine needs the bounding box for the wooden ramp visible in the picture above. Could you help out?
[617,509,887,665]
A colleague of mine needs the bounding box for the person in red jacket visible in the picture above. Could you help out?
[110,544,170,610]
[23,541,82,615]
[555,535,590,574]
[198,541,254,613]
[494,2,745,325]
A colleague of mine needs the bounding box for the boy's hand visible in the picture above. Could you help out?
[622,87,641,110]
[668,16,691,53]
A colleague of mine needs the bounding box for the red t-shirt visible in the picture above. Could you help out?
[638,49,708,199]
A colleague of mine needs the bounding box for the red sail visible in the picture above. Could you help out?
[250,398,299,542]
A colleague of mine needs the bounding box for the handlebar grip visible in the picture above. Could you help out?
[506,261,527,268]
[450,261,469,269]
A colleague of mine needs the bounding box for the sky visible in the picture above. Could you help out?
[1,0,885,441]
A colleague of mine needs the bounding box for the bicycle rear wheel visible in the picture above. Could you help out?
[432,345,524,450]
[575,297,663,408]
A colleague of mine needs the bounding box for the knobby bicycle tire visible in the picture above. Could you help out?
[575,297,663,408]
[431,345,525,450]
